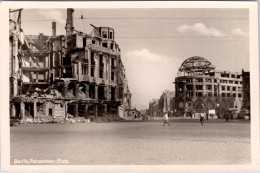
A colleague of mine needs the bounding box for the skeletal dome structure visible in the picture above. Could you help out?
[178,56,215,75]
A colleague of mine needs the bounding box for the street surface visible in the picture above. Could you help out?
[10,118,250,165]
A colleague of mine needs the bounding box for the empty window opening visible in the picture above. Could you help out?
[196,91,203,97]
[49,108,53,116]
[102,31,108,38]
[89,85,95,99]
[68,82,76,96]
[62,67,73,78]
[111,57,115,67]
[111,87,115,100]
[99,69,103,78]
[83,37,86,47]
[102,42,107,48]
[91,67,95,77]
[222,93,226,97]
[99,55,103,67]
[63,55,72,66]
[109,32,113,39]
[98,86,105,100]
[92,40,96,44]
[111,72,115,80]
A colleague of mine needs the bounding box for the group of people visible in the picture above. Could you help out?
[162,111,205,126]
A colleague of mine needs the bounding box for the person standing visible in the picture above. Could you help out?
[163,112,170,126]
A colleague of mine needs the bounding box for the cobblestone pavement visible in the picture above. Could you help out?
[10,118,250,165]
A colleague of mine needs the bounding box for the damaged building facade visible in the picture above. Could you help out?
[175,56,243,118]
[9,8,132,122]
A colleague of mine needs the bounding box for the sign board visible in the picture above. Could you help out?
[208,109,216,115]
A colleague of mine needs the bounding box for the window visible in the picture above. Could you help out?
[110,31,113,39]
[233,93,236,97]
[221,86,225,90]
[238,93,242,98]
[227,93,231,97]
[91,52,95,66]
[229,81,233,84]
[196,85,203,90]
[99,69,103,78]
[111,72,114,80]
[102,31,107,38]
[111,57,115,66]
[102,42,107,48]
[99,55,103,66]
[92,40,96,44]
[83,37,86,47]
[233,87,236,91]
[82,64,88,75]
[227,86,230,91]
[110,43,113,50]
[197,92,203,97]
[198,78,203,83]
[91,67,94,77]
[222,93,226,97]
[214,79,217,83]
[235,81,238,84]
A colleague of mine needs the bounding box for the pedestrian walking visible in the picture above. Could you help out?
[163,112,170,126]
[200,113,205,126]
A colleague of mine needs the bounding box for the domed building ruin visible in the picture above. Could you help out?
[175,56,243,118]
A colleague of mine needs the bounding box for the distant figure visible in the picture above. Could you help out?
[163,112,170,126]
[200,113,205,126]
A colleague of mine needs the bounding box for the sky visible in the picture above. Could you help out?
[19,8,249,110]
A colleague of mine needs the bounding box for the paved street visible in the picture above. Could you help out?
[10,118,250,165]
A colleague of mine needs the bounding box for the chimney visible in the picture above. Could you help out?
[39,33,43,40]
[65,8,74,36]
[52,22,56,36]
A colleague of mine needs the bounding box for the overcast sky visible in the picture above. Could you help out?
[19,8,249,110]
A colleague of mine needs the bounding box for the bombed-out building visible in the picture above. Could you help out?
[9,8,132,122]
[175,56,243,118]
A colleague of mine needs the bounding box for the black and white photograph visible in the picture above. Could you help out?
[1,1,259,172]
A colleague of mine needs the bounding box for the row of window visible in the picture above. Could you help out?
[184,78,242,84]
[186,91,242,98]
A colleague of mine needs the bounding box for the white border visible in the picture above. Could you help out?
[0,1,259,172]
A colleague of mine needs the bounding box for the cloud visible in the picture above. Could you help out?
[176,23,225,37]
[125,49,178,63]
[231,28,247,37]
[38,9,65,24]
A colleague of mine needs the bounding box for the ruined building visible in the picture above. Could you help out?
[175,56,243,118]
[9,9,132,122]
[241,70,250,119]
